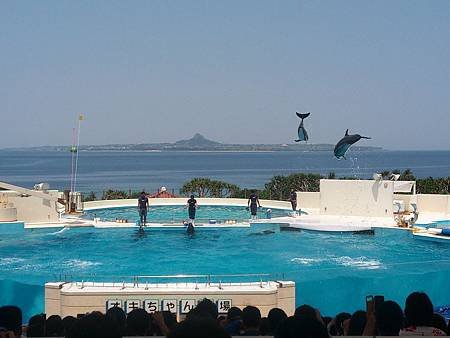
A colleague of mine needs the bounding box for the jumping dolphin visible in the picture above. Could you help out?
[334,129,371,159]
[295,112,310,142]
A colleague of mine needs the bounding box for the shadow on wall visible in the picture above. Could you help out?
[0,279,43,322]
[371,181,381,202]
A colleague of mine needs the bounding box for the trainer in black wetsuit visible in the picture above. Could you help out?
[247,191,261,219]
[138,191,149,226]
[289,189,297,212]
[186,195,198,221]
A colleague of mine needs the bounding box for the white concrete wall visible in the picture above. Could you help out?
[319,179,394,217]
[84,198,292,210]
[0,206,17,222]
[45,281,295,318]
[5,191,61,222]
[417,194,450,214]
[296,192,320,210]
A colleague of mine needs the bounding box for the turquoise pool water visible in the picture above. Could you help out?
[84,205,288,224]
[1,206,450,322]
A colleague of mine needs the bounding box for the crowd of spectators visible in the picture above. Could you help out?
[0,291,449,337]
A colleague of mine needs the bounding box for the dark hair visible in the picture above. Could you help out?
[322,316,332,326]
[329,312,351,336]
[259,317,271,335]
[67,311,105,338]
[294,304,316,320]
[347,310,367,336]
[27,313,46,337]
[275,316,328,338]
[153,311,178,336]
[0,305,22,335]
[242,305,261,329]
[168,317,231,338]
[190,194,195,199]
[126,308,150,336]
[432,313,448,335]
[404,291,434,326]
[376,300,404,335]
[268,308,288,333]
[105,307,127,337]
[46,314,63,337]
[61,316,77,337]
[227,306,242,321]
[188,298,218,320]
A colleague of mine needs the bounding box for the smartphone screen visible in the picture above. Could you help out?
[374,295,385,311]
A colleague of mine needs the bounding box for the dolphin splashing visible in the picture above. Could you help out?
[334,129,371,159]
[295,112,310,142]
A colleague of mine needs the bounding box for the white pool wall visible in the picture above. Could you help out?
[83,198,293,211]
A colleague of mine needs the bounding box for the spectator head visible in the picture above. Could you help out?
[404,291,434,326]
[347,310,367,336]
[61,316,77,336]
[67,312,105,338]
[46,314,63,337]
[275,316,328,338]
[168,317,230,338]
[188,298,218,320]
[26,313,46,337]
[227,307,242,322]
[259,317,271,335]
[329,312,351,336]
[268,308,287,333]
[376,300,404,335]
[105,306,126,330]
[0,305,22,337]
[104,307,127,338]
[126,308,150,336]
[242,305,261,330]
[152,311,178,336]
[432,313,448,335]
[322,316,332,327]
[294,304,316,320]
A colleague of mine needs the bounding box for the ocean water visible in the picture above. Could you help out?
[1,150,449,194]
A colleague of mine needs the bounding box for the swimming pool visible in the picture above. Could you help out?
[1,205,450,321]
[83,205,288,224]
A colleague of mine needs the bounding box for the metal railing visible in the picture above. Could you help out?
[52,272,283,289]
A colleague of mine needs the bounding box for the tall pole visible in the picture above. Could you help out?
[73,114,84,194]
[70,127,77,193]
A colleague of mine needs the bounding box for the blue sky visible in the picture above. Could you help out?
[1,0,449,149]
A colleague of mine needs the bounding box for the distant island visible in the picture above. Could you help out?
[4,133,382,152]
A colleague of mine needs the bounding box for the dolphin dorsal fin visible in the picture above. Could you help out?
[345,129,349,136]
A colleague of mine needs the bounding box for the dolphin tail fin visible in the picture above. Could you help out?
[296,112,310,120]
[345,129,349,136]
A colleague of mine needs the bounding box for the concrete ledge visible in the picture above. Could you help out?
[84,198,292,211]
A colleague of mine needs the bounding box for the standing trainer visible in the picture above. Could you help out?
[138,191,149,226]
[185,194,198,225]
[247,191,261,220]
[289,189,297,215]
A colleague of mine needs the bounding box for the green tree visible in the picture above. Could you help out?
[180,178,240,197]
[83,191,97,202]
[102,189,128,200]
[262,173,323,200]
